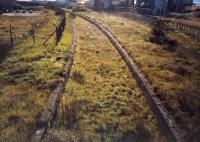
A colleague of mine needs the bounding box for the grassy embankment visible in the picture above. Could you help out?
[43,17,165,142]
[0,10,73,142]
[79,11,200,141]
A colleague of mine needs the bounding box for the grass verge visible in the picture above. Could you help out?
[0,12,73,142]
[78,11,200,141]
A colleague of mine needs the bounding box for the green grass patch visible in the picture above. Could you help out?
[0,12,73,142]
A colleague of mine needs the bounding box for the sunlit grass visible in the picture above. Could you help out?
[0,11,73,142]
[79,11,200,141]
[45,18,165,142]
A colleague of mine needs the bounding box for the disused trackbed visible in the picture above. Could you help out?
[48,17,163,142]
[76,14,182,142]
[30,24,77,142]
[31,12,180,142]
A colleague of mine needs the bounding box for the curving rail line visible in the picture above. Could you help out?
[30,10,182,142]
[76,13,182,142]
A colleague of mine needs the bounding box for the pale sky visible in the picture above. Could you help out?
[17,0,57,1]
[17,0,88,2]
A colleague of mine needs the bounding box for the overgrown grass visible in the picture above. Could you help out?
[45,18,165,142]
[72,6,88,12]
[79,11,200,141]
[0,11,73,142]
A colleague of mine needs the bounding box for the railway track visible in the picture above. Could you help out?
[41,16,165,142]
[76,14,182,142]
[31,12,182,142]
[30,23,77,142]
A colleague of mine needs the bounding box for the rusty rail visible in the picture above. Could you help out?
[30,24,77,142]
[77,14,182,142]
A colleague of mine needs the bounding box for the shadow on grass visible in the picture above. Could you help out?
[0,41,11,64]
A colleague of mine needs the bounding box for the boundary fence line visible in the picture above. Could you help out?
[42,14,66,47]
[0,13,66,49]
[30,22,77,142]
[0,23,36,48]
[114,10,200,40]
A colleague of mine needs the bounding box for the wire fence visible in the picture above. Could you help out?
[114,9,200,40]
[0,13,66,49]
[175,22,200,39]
[0,23,39,48]
[42,13,66,47]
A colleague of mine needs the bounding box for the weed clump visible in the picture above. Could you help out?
[71,70,85,84]
[72,6,87,12]
[69,12,76,19]
[119,124,152,142]
[149,20,177,52]
[7,115,21,127]
[175,66,190,76]
[67,6,73,9]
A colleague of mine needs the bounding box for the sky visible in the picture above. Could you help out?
[16,0,200,5]
[17,0,57,1]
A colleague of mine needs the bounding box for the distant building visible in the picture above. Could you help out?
[94,0,111,9]
[135,0,193,15]
[168,0,193,12]
[93,0,131,9]
[0,0,16,12]
[135,0,167,15]
[153,0,167,15]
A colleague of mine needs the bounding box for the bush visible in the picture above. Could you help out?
[71,70,85,84]
[69,12,76,19]
[72,6,87,12]
[67,6,73,9]
[195,8,200,12]
[55,9,65,16]
[149,19,177,52]
[149,20,166,44]
[163,39,177,52]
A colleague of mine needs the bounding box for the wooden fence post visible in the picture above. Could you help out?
[10,24,13,47]
[32,23,35,44]
[54,24,58,45]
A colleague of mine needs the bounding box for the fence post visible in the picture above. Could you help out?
[189,27,192,35]
[10,24,13,47]
[32,23,35,44]
[54,24,58,45]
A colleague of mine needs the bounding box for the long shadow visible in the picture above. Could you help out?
[0,41,11,64]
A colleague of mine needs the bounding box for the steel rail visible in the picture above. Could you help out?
[76,13,182,142]
[30,23,77,142]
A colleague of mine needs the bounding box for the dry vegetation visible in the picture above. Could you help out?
[43,18,165,142]
[163,11,200,28]
[78,11,200,141]
[0,10,73,142]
